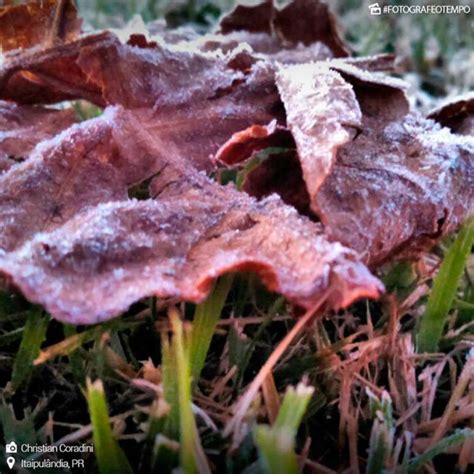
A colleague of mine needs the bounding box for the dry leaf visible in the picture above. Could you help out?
[0,31,110,105]
[313,64,474,265]
[0,29,284,171]
[428,92,474,136]
[0,0,471,325]
[0,101,76,173]
[218,0,349,62]
[0,0,81,53]
[218,62,474,266]
[0,107,382,323]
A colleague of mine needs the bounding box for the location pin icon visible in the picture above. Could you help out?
[7,456,15,469]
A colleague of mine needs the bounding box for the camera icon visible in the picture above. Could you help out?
[6,441,17,453]
[368,3,382,15]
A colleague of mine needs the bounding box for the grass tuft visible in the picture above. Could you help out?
[417,218,474,352]
[161,307,211,473]
[86,378,133,474]
[190,274,233,382]
[8,308,48,392]
[366,389,395,474]
[255,381,314,474]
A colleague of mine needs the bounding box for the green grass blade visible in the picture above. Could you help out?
[169,309,211,474]
[10,308,49,392]
[408,428,474,473]
[161,328,180,440]
[255,426,299,474]
[150,346,180,471]
[366,390,395,474]
[170,311,198,474]
[190,274,233,381]
[86,379,133,474]
[160,309,210,472]
[274,383,314,435]
[0,403,38,451]
[255,382,314,474]
[366,419,392,474]
[417,218,474,353]
[140,399,171,471]
[151,435,179,472]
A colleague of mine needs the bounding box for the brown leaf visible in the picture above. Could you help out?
[80,47,284,169]
[276,63,362,210]
[215,120,294,165]
[215,122,311,215]
[0,183,382,324]
[6,0,469,325]
[315,65,473,265]
[0,30,285,171]
[0,31,113,105]
[76,36,243,108]
[428,92,474,136]
[241,150,312,217]
[218,63,474,266]
[220,0,274,35]
[218,0,350,60]
[0,101,76,171]
[0,0,81,52]
[0,107,382,323]
[272,0,349,56]
[0,107,164,253]
[218,62,363,209]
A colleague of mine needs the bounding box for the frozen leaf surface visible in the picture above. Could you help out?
[316,66,474,265]
[79,47,284,169]
[0,107,382,323]
[0,101,76,171]
[0,28,285,171]
[0,0,81,52]
[0,187,382,324]
[0,106,181,254]
[0,32,111,105]
[428,92,474,136]
[218,63,474,266]
[2,0,470,324]
[217,0,349,62]
[275,63,362,210]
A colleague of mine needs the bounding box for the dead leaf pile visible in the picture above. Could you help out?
[0,0,472,324]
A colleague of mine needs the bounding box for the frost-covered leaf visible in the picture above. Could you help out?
[0,0,81,53]
[0,31,111,105]
[0,28,284,171]
[276,63,362,209]
[315,66,474,265]
[428,92,474,136]
[0,107,164,253]
[76,35,243,108]
[217,0,349,62]
[0,107,382,323]
[0,185,382,324]
[218,63,474,266]
[2,0,470,326]
[0,101,76,172]
[75,37,286,171]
